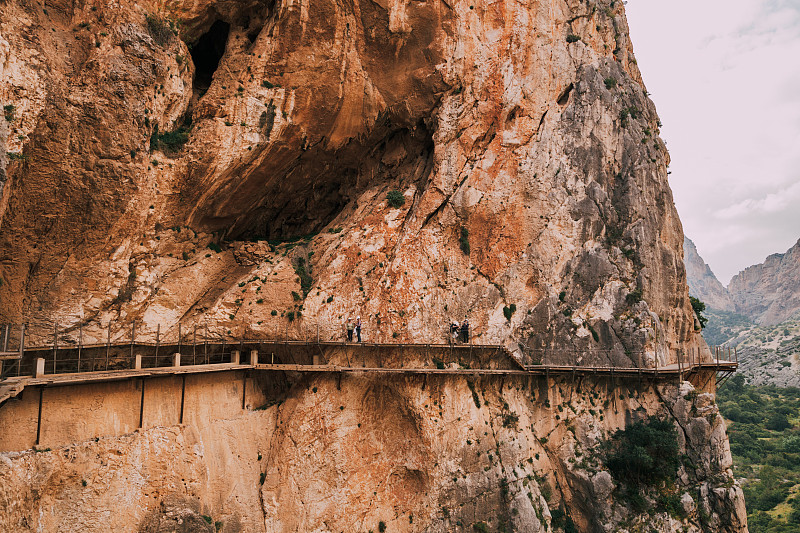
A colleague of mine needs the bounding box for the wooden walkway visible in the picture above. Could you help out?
[0,328,739,407]
[0,358,737,407]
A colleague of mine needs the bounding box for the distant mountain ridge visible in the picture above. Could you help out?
[685,237,800,389]
[728,239,800,326]
[684,237,800,326]
[683,237,734,311]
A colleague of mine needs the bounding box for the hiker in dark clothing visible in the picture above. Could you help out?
[461,318,470,343]
[450,322,459,342]
[355,316,362,343]
[345,317,354,342]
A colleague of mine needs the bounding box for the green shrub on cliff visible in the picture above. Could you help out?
[386,190,405,208]
[603,416,680,512]
[459,227,470,255]
[3,104,15,122]
[690,296,708,329]
[605,416,679,487]
[146,14,176,46]
[150,123,191,153]
[293,257,313,297]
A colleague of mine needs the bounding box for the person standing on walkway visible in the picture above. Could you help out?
[355,316,362,343]
[345,317,354,342]
[461,317,470,343]
[450,322,460,342]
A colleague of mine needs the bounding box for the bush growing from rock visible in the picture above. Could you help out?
[386,190,405,208]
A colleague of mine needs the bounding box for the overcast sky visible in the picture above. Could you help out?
[625,0,800,284]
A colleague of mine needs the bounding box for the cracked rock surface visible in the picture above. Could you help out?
[0,374,747,532]
[1,0,702,365]
[0,0,746,530]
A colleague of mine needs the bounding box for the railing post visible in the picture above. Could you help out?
[135,353,142,370]
[154,323,160,362]
[18,323,25,376]
[250,349,258,366]
[52,322,58,374]
[655,349,658,378]
[204,323,208,364]
[130,322,136,361]
[106,323,111,371]
[172,352,181,367]
[77,322,83,372]
[35,357,46,377]
[232,350,240,364]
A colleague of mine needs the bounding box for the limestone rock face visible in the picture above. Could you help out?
[683,237,734,312]
[0,375,747,533]
[0,0,701,365]
[728,239,800,326]
[0,0,746,531]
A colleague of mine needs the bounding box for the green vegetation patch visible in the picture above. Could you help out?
[701,309,753,345]
[690,296,708,329]
[605,416,680,486]
[386,190,405,208]
[718,375,800,531]
[459,227,470,255]
[294,257,313,298]
[603,415,681,513]
[150,123,191,153]
[3,104,15,122]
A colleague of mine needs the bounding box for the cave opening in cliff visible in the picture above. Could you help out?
[194,120,435,243]
[190,20,231,93]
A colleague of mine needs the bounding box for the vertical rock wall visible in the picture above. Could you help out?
[1,0,701,364]
[0,1,746,531]
[0,375,747,532]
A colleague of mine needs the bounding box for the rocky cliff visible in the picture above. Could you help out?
[0,372,747,533]
[728,239,800,326]
[0,0,745,531]
[683,237,734,312]
[0,0,701,364]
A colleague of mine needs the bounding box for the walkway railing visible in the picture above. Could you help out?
[0,321,738,383]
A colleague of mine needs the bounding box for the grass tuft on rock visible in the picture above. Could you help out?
[386,190,405,208]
